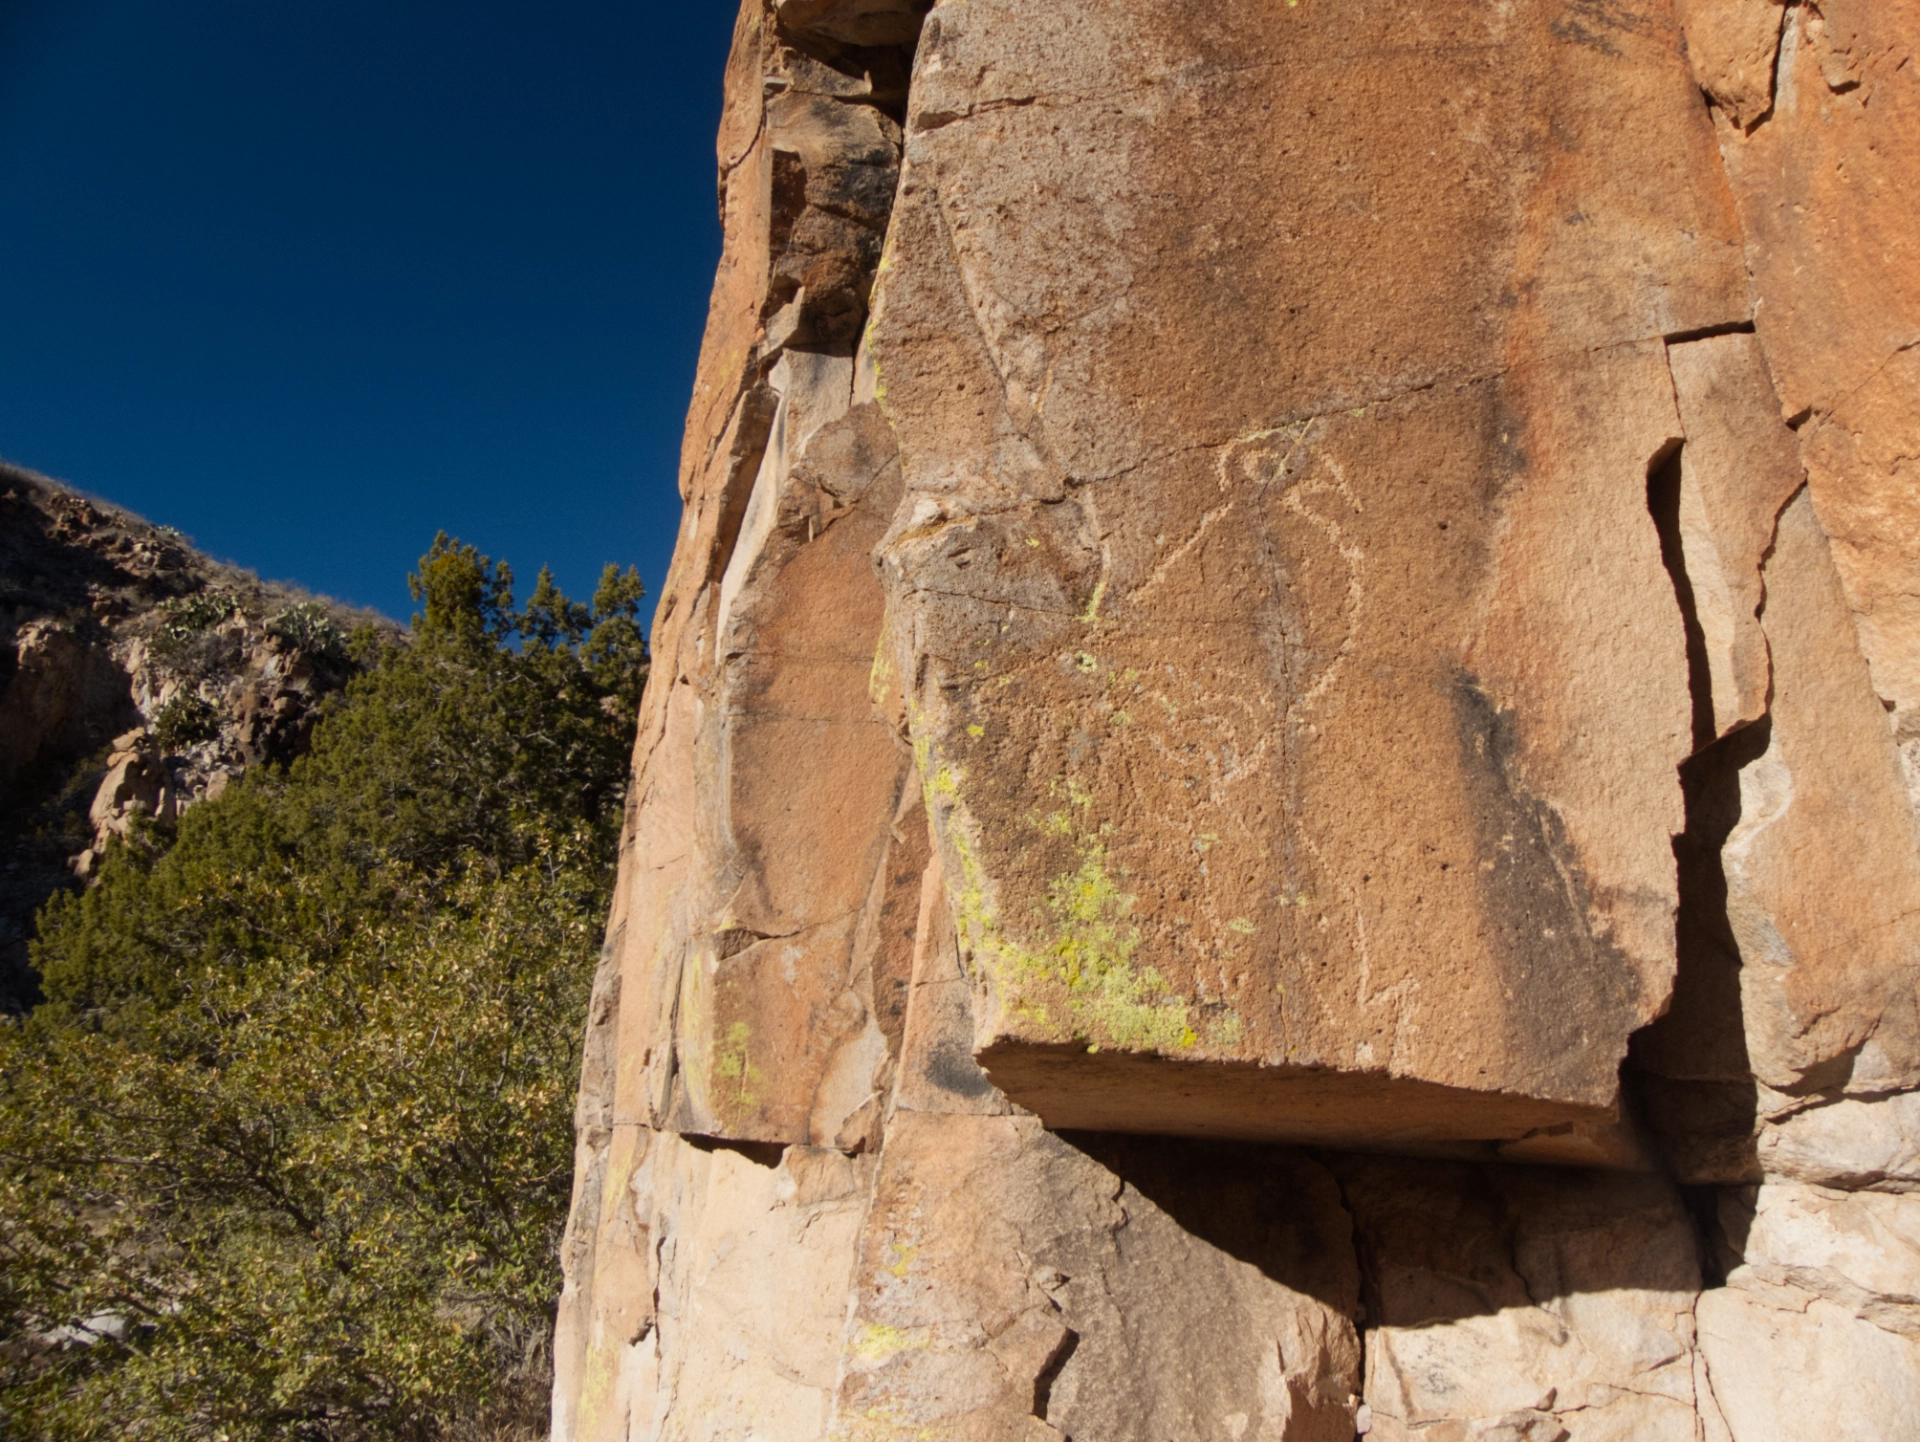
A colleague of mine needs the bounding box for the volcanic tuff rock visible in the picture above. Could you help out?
[555,1,1920,1438]
[0,465,383,1009]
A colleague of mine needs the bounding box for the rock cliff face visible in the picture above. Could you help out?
[0,465,384,1009]
[554,2,1920,1437]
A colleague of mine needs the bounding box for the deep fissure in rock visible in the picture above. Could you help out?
[1647,439,1719,752]
[1628,438,1773,1185]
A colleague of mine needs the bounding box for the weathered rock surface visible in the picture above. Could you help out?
[1339,1158,1717,1441]
[594,0,927,1155]
[1691,0,1920,813]
[556,0,1920,1436]
[873,0,1755,1149]
[833,1115,1360,1442]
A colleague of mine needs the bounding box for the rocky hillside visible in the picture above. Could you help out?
[0,463,393,1010]
[552,2,1920,1440]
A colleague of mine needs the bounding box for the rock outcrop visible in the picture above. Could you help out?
[0,465,385,1009]
[555,2,1920,1437]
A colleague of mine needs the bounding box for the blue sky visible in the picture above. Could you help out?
[0,0,738,622]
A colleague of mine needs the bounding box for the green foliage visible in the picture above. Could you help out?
[0,539,648,1440]
[266,602,346,659]
[407,534,515,647]
[153,693,219,752]
[150,593,235,659]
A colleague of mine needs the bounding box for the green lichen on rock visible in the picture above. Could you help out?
[1028,844,1197,1053]
[918,716,1195,1055]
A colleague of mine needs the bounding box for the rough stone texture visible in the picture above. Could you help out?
[871,0,1752,1148]
[1757,1091,1920,1193]
[591,0,926,1157]
[1723,1182,1920,1337]
[554,1129,876,1442]
[832,1115,1360,1442]
[1338,1158,1717,1442]
[1721,492,1920,1096]
[555,0,1920,1436]
[1673,0,1787,128]
[1696,1287,1920,1442]
[1662,334,1804,742]
[1695,0,1920,813]
[0,619,134,799]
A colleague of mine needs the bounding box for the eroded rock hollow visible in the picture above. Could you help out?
[553,1,1920,1436]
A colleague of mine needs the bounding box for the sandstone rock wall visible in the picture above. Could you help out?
[555,2,1920,1437]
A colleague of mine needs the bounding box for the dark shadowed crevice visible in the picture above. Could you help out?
[1663,320,1756,346]
[1325,1167,1372,1398]
[1646,440,1718,753]
[1628,439,1771,1186]
[684,1134,786,1168]
[1031,1327,1079,1420]
[1059,1132,1361,1321]
[1626,718,1770,1181]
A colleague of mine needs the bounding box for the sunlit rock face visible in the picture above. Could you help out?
[552,2,1920,1438]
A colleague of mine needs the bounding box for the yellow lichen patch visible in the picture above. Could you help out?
[713,1020,763,1110]
[907,701,934,779]
[1034,847,1198,1052]
[575,1337,620,1431]
[885,1241,919,1279]
[1227,917,1258,935]
[1078,577,1108,622]
[967,723,985,738]
[931,764,1196,1055]
[852,1322,927,1362]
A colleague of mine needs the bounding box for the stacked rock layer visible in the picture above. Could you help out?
[553,2,1920,1437]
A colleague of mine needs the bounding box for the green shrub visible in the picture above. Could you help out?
[0,536,649,1440]
[153,693,218,752]
[149,593,235,660]
[266,601,345,659]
